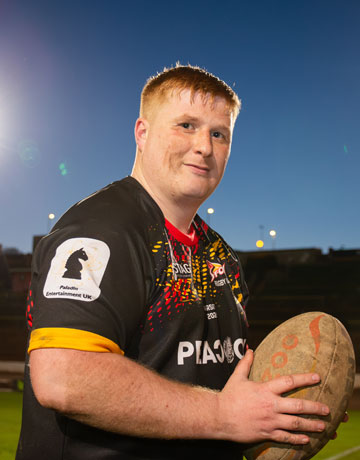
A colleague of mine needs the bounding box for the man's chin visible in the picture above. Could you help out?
[181,188,213,204]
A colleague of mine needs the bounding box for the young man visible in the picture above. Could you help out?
[16,65,330,459]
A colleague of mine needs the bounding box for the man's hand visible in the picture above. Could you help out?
[215,349,330,445]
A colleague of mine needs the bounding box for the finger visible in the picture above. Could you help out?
[271,430,310,445]
[277,413,326,434]
[275,395,329,417]
[233,349,254,379]
[266,373,322,395]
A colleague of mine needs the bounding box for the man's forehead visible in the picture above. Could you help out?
[170,88,232,111]
[146,87,234,126]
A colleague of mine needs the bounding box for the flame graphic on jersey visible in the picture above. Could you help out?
[144,222,247,333]
[206,260,225,282]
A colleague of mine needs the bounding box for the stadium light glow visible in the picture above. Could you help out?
[207,207,214,227]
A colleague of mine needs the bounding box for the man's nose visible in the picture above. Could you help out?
[194,130,213,156]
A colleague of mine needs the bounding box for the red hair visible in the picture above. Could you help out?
[140,63,241,121]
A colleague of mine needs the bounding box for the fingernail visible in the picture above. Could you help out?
[312,374,320,382]
[322,406,330,415]
[300,436,309,444]
[317,422,325,431]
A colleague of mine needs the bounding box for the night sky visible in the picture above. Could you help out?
[1,0,359,254]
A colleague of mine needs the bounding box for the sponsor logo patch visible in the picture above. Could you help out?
[206,260,227,286]
[177,337,246,365]
[43,238,110,302]
[172,261,192,278]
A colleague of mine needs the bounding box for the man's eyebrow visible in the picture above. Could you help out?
[172,114,200,123]
[172,114,231,134]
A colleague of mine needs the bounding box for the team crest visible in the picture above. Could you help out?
[43,238,110,302]
[223,337,235,363]
[206,260,225,282]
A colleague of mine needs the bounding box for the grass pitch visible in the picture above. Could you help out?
[313,410,360,459]
[0,392,22,460]
[0,391,359,459]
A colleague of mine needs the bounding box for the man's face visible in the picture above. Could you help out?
[135,89,234,209]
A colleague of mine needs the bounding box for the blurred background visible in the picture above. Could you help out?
[0,0,359,404]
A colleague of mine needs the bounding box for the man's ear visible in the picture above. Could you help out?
[134,118,149,152]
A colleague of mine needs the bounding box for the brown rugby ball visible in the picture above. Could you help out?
[243,311,356,460]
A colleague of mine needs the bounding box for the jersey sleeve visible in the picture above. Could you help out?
[28,186,158,356]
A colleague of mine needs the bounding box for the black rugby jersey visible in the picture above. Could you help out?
[16,176,249,460]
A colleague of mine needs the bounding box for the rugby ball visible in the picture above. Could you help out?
[243,312,356,460]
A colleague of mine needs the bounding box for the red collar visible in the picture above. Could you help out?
[165,219,199,246]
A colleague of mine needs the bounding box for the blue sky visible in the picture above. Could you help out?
[0,0,359,253]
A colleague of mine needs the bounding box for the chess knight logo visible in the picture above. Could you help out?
[43,238,110,302]
[62,248,89,280]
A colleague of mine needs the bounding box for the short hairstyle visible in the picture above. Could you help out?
[140,63,241,121]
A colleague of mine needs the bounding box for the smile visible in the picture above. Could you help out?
[185,164,210,175]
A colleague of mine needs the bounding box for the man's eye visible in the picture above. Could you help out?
[212,131,223,138]
[181,123,191,129]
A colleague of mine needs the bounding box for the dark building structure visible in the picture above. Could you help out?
[0,243,34,364]
[238,247,360,371]
[0,242,359,373]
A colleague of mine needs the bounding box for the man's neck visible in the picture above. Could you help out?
[160,204,196,235]
[131,171,199,234]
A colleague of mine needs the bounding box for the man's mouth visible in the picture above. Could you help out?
[185,163,210,174]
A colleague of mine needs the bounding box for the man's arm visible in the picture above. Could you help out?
[30,348,329,445]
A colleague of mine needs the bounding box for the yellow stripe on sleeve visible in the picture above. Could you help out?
[28,328,124,355]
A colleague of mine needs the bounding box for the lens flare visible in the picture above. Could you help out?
[18,140,41,168]
[59,162,68,176]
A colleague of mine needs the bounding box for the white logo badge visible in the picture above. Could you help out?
[223,337,235,363]
[43,238,110,302]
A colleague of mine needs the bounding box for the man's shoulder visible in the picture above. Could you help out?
[58,177,164,229]
[78,177,161,213]
[33,178,165,264]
